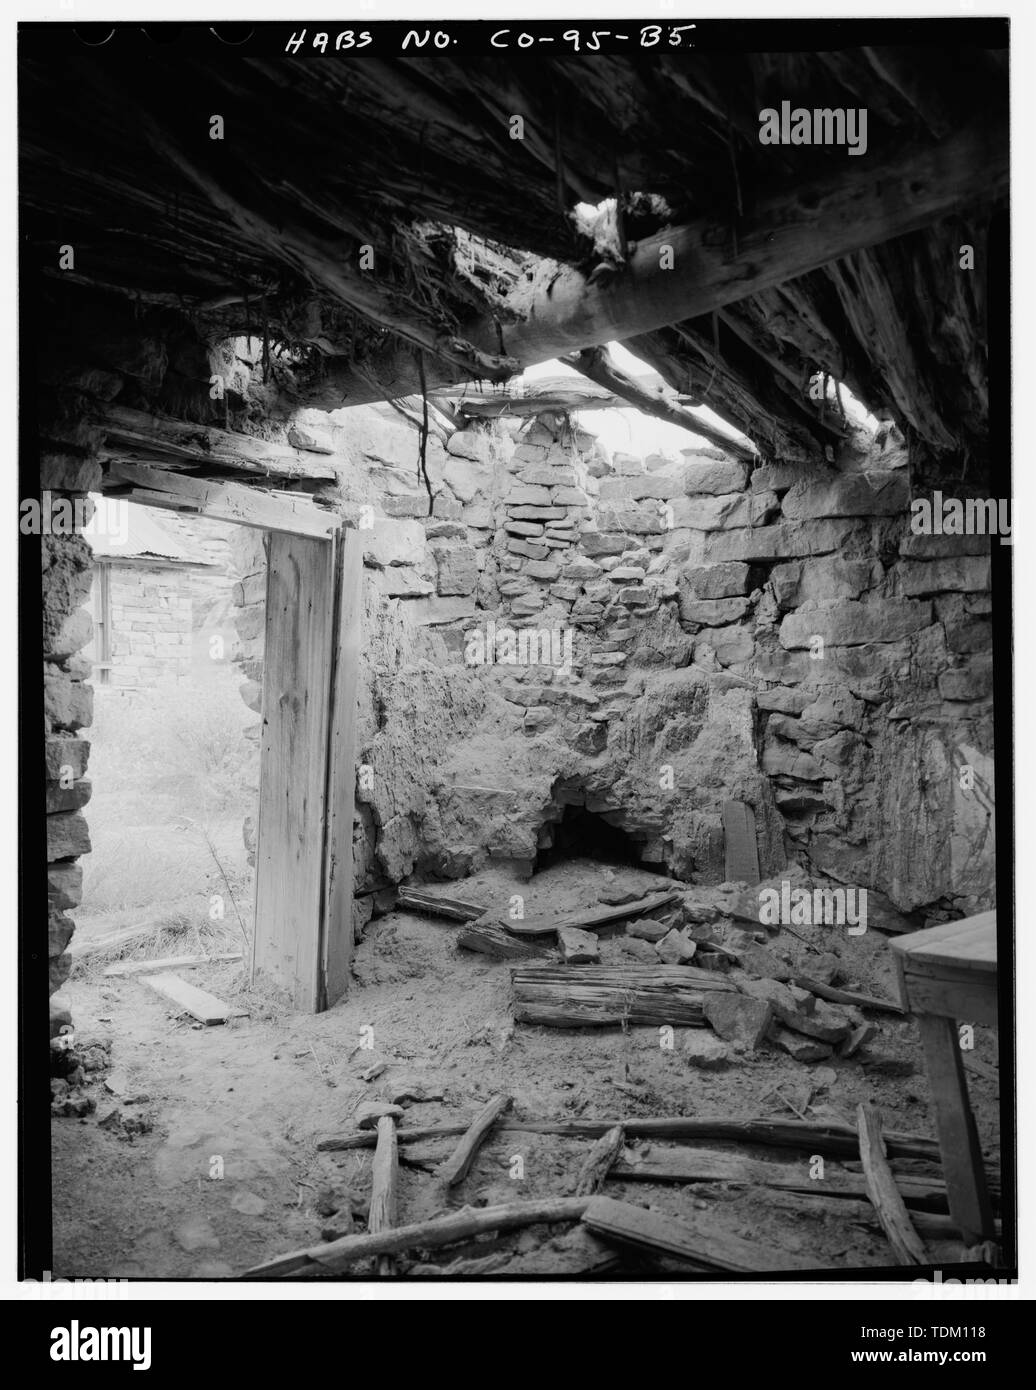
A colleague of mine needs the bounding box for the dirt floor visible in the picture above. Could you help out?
[51,859,1001,1280]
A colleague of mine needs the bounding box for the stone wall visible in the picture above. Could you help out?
[43,445,102,1003]
[42,361,994,1004]
[92,561,196,688]
[306,405,994,921]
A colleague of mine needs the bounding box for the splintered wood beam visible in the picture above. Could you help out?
[574,1125,626,1197]
[857,1103,928,1265]
[581,1195,812,1272]
[564,347,758,461]
[436,372,699,419]
[105,464,340,538]
[510,964,736,1029]
[296,118,1007,411]
[437,1094,513,1188]
[317,1116,945,1163]
[98,405,339,483]
[243,1197,590,1277]
[368,1115,399,1277]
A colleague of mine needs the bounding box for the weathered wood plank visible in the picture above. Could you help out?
[438,1094,513,1188]
[857,1103,928,1265]
[318,1116,942,1163]
[104,953,242,977]
[369,1115,399,1277]
[574,1125,625,1196]
[107,463,339,538]
[243,1197,590,1277]
[456,919,547,961]
[99,404,339,481]
[608,1147,994,1211]
[141,972,247,1025]
[506,890,680,938]
[792,975,904,1015]
[582,1195,810,1272]
[396,887,488,922]
[511,963,735,1028]
[722,800,761,885]
[914,1015,997,1244]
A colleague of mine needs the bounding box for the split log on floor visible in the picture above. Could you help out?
[412,1227,621,1278]
[438,1094,513,1188]
[574,1125,626,1196]
[456,919,548,961]
[857,1103,928,1265]
[104,953,242,977]
[396,888,488,922]
[608,1147,992,1212]
[242,1197,590,1277]
[368,1115,399,1277]
[511,963,736,1028]
[141,973,247,1025]
[504,889,681,938]
[319,1116,942,1163]
[792,976,904,1015]
[582,1195,812,1273]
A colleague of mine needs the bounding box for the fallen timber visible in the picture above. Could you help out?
[503,889,681,938]
[511,963,736,1028]
[317,1116,944,1164]
[242,1197,591,1277]
[395,887,488,922]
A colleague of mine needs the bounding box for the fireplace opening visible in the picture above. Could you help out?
[534,804,659,873]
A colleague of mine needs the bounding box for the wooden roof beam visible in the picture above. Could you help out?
[290,116,1007,413]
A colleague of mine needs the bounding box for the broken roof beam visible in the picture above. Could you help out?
[562,346,758,463]
[293,117,1007,412]
[96,404,339,484]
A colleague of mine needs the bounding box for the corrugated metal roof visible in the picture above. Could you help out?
[85,497,216,566]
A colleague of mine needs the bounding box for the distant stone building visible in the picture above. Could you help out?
[85,501,230,689]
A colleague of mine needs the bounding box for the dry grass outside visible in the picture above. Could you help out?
[77,671,259,967]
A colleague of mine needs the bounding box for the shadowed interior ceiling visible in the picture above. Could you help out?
[21,28,1008,471]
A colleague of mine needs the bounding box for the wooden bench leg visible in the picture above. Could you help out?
[917,1013,995,1245]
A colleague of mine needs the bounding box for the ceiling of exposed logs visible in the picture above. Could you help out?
[22,28,1008,471]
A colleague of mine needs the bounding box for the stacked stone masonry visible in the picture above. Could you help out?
[41,376,996,996]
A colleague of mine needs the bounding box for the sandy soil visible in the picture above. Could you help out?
[52,859,1001,1280]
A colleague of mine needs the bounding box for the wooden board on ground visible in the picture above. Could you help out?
[104,953,242,977]
[456,919,547,960]
[857,1103,927,1265]
[792,975,904,1014]
[582,1195,810,1272]
[396,887,488,922]
[722,800,760,886]
[368,1115,399,1277]
[438,1094,513,1187]
[505,889,680,938]
[318,1115,945,1163]
[321,528,364,1008]
[511,963,736,1028]
[607,1146,994,1211]
[243,1196,590,1277]
[142,972,247,1025]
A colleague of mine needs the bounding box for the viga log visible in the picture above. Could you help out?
[510,964,737,1028]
